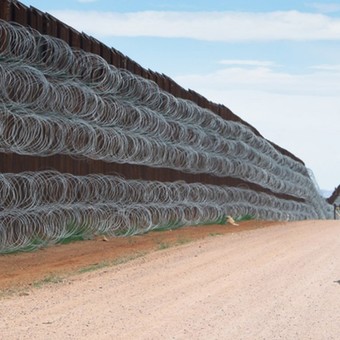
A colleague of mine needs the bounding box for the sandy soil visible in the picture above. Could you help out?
[0,220,274,291]
[1,220,339,339]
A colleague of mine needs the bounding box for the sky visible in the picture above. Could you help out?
[19,0,340,192]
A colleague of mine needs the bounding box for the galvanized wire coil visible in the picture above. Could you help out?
[0,171,323,253]
[0,19,333,254]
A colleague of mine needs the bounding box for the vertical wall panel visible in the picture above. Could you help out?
[119,52,127,69]
[110,47,120,67]
[90,36,101,55]
[57,21,70,44]
[43,14,58,36]
[11,1,28,25]
[0,0,11,20]
[70,27,81,49]
[125,57,134,72]
[134,62,143,76]
[100,43,112,64]
[29,7,44,32]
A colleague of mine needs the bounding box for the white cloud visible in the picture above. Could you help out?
[219,60,279,67]
[310,64,340,71]
[174,64,340,189]
[175,63,340,96]
[50,10,340,41]
[307,2,340,13]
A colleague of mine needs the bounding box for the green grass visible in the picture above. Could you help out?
[57,221,92,245]
[112,252,146,265]
[206,214,254,225]
[1,251,148,298]
[157,241,171,250]
[0,275,65,299]
[235,214,254,222]
[0,221,93,255]
[176,237,192,245]
[32,274,64,288]
[78,261,110,274]
[0,213,258,298]
[0,237,48,255]
[152,220,184,232]
[78,251,147,274]
[213,214,227,225]
[197,214,227,226]
[57,234,88,245]
[156,236,194,251]
[0,214,255,255]
[209,232,223,237]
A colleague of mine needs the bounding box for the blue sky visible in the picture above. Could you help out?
[19,0,340,192]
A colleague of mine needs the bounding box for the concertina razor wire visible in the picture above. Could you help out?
[0,20,332,251]
[0,171,324,253]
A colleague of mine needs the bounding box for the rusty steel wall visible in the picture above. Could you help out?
[0,0,303,163]
[1,0,335,254]
[0,0,305,205]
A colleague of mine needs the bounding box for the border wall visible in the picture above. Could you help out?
[0,0,303,165]
[0,0,332,252]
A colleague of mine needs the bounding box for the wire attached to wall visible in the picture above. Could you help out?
[0,20,332,251]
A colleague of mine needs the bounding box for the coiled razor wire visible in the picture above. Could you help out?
[0,20,333,252]
[0,102,330,220]
[0,171,326,253]
[0,103,316,193]
[0,60,312,192]
[0,21,308,173]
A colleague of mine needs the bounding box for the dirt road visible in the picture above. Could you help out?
[1,220,339,339]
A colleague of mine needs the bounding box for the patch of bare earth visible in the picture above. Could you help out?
[1,220,339,339]
[0,220,273,291]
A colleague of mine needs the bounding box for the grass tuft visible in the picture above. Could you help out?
[209,232,223,237]
[32,274,64,288]
[78,261,110,274]
[78,251,147,273]
[152,220,184,232]
[57,221,92,245]
[157,241,171,250]
[176,237,192,245]
[235,214,254,222]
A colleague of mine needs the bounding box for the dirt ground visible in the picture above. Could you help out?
[1,220,340,339]
[0,220,275,291]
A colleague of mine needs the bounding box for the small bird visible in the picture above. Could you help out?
[227,216,239,226]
